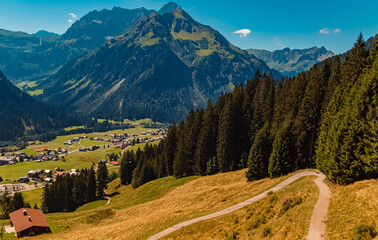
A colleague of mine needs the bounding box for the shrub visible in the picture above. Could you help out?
[269,194,277,203]
[279,196,302,216]
[262,227,271,237]
[224,229,239,240]
[354,224,377,240]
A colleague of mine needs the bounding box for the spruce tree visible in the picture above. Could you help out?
[120,150,136,185]
[195,101,217,175]
[163,123,177,176]
[268,120,296,178]
[87,167,97,202]
[173,121,188,178]
[293,63,330,169]
[41,184,49,213]
[96,162,109,198]
[62,175,74,212]
[11,192,25,212]
[246,124,272,181]
[216,96,235,172]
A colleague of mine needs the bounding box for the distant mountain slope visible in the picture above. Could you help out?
[43,4,278,122]
[60,6,155,51]
[0,70,80,141]
[0,28,64,83]
[158,1,182,14]
[247,47,335,76]
[0,7,154,85]
[34,30,60,38]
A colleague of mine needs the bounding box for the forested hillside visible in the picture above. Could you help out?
[118,34,377,188]
[0,70,82,142]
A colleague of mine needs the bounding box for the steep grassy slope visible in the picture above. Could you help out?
[326,179,378,239]
[162,176,318,239]
[30,170,293,240]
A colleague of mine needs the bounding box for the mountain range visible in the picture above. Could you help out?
[0,1,347,124]
[0,6,154,86]
[42,3,278,122]
[247,47,335,76]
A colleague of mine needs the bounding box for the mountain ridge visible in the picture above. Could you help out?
[43,7,279,122]
[247,46,335,76]
[0,6,156,86]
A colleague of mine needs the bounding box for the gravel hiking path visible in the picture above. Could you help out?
[148,170,330,240]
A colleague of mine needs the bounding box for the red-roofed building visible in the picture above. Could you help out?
[55,171,68,177]
[10,208,51,237]
[34,148,49,152]
[111,161,119,166]
[38,174,45,179]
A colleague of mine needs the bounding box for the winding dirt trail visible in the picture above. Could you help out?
[307,173,331,239]
[148,170,330,240]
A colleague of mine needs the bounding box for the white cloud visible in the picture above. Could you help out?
[233,29,251,38]
[334,28,341,33]
[68,19,73,23]
[273,36,283,48]
[93,20,103,24]
[69,13,77,19]
[320,28,330,34]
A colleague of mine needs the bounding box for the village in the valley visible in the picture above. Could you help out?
[0,127,167,196]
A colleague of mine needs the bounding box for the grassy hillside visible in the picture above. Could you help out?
[162,176,318,239]
[27,169,292,240]
[326,179,378,240]
[3,169,375,239]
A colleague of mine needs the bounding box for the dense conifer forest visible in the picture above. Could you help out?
[41,164,111,213]
[119,34,377,187]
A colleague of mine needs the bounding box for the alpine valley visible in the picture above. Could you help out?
[0,1,377,240]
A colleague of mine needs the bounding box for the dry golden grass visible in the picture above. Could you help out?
[34,170,294,240]
[326,179,378,240]
[162,176,318,240]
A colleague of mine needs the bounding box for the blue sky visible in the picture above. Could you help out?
[0,0,377,54]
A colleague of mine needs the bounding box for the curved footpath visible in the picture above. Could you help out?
[148,171,330,240]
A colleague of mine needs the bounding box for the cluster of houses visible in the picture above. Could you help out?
[0,151,53,167]
[0,149,69,168]
[98,159,119,166]
[18,168,81,183]
[78,145,100,152]
[0,154,22,166]
[64,135,87,145]
[110,129,167,149]
[141,129,167,135]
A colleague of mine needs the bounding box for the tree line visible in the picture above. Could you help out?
[41,163,109,213]
[0,191,33,219]
[0,118,133,150]
[118,34,377,187]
